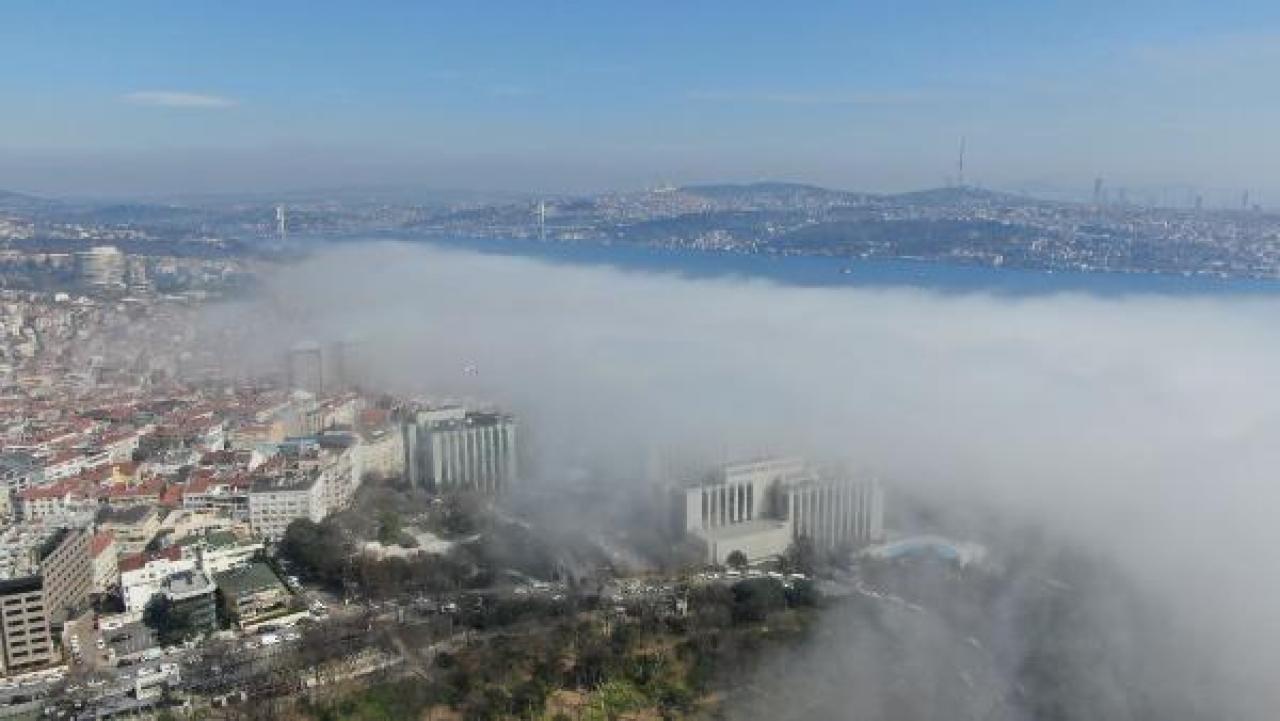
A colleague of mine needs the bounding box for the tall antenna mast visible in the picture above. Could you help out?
[957,137,966,188]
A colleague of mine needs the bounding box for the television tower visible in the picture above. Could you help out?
[956,137,966,188]
[275,205,288,241]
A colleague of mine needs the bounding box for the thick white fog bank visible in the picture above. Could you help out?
[222,241,1280,703]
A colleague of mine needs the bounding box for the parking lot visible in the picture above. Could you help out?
[64,615,109,671]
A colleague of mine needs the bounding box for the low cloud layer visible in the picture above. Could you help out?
[217,241,1280,715]
[122,91,238,109]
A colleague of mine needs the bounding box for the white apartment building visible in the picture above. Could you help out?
[181,479,251,518]
[178,531,262,575]
[120,555,197,613]
[316,435,361,515]
[247,473,326,541]
[358,426,403,480]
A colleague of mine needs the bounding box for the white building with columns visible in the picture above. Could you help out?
[672,457,884,565]
[402,406,517,494]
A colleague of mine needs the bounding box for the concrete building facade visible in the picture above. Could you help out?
[248,474,325,541]
[120,554,196,613]
[672,458,884,565]
[37,528,92,628]
[213,562,290,628]
[89,532,118,594]
[787,475,884,553]
[0,577,55,675]
[158,569,217,634]
[402,406,517,494]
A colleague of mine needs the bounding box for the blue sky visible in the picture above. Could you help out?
[3,2,1280,199]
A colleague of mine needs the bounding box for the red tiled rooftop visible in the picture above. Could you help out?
[90,531,115,558]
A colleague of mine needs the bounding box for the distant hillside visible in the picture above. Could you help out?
[679,181,870,206]
[889,186,1036,207]
[778,218,1036,256]
[0,189,61,214]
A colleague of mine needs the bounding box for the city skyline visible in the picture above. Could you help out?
[2,2,1280,199]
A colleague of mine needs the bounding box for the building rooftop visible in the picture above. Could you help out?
[161,569,214,601]
[36,527,79,563]
[213,561,285,598]
[175,529,242,551]
[89,531,115,558]
[250,471,319,494]
[0,575,43,595]
[96,504,157,526]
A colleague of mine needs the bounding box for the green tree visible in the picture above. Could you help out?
[726,550,748,571]
[730,578,786,625]
[279,518,347,588]
[439,493,482,537]
[785,578,820,608]
[782,537,817,576]
[376,510,402,545]
[214,588,238,629]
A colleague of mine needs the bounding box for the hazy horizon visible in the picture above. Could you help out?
[3,2,1280,204]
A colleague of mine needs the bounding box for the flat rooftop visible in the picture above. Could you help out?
[97,505,157,525]
[213,562,286,597]
[162,570,214,600]
[250,472,319,493]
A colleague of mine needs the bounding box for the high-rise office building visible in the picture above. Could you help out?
[402,406,517,494]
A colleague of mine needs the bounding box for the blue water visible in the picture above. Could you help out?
[360,233,1280,297]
